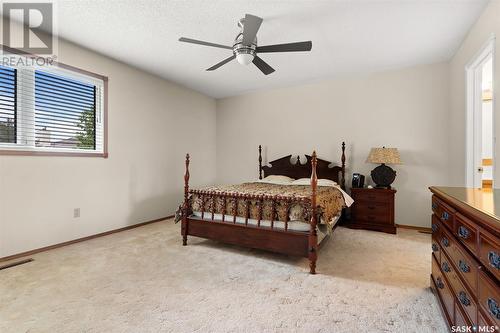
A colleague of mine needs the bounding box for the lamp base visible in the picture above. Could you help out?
[371,164,396,188]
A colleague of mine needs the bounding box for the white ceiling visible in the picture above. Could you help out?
[48,0,488,98]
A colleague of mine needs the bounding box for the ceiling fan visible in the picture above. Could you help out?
[179,14,312,75]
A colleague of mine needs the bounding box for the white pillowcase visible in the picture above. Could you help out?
[260,175,294,184]
[291,178,310,185]
[292,178,338,187]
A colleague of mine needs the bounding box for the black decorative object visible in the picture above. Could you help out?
[366,147,402,189]
[370,164,396,188]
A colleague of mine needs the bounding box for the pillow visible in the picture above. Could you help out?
[261,175,294,184]
[317,179,338,187]
[292,178,338,187]
[291,178,310,185]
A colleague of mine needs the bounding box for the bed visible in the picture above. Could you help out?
[180,142,350,274]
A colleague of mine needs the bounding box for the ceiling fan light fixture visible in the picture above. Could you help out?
[236,53,254,65]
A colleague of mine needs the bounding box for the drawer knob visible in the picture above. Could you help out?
[488,298,500,320]
[432,243,438,252]
[488,251,500,270]
[441,237,449,247]
[458,291,471,307]
[432,202,438,210]
[431,224,438,233]
[436,277,444,289]
[441,211,449,221]
[458,260,470,273]
[457,226,470,239]
[441,262,451,273]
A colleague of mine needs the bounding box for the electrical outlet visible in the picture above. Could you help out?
[73,208,80,218]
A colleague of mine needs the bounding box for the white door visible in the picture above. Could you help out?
[466,37,495,189]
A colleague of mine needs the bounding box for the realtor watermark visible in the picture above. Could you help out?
[1,1,57,67]
[452,325,499,332]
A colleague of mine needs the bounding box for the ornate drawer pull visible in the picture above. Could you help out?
[431,224,438,233]
[489,251,500,269]
[488,298,500,319]
[458,260,470,273]
[458,226,470,239]
[432,243,438,252]
[441,262,451,273]
[458,291,471,306]
[441,211,449,221]
[436,277,444,289]
[432,202,438,210]
[441,237,449,247]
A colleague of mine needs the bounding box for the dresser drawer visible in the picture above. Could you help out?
[455,301,472,328]
[454,213,479,256]
[432,195,455,230]
[439,224,454,259]
[432,216,441,263]
[446,237,479,295]
[478,270,500,327]
[479,230,500,281]
[432,255,455,320]
[441,252,477,324]
[354,190,393,204]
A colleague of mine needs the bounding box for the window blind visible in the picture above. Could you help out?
[35,71,97,149]
[0,65,104,154]
[0,66,16,143]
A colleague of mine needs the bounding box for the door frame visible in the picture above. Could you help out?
[465,34,495,188]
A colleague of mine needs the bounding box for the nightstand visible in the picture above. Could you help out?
[347,188,397,234]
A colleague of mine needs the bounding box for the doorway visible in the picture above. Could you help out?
[466,36,495,189]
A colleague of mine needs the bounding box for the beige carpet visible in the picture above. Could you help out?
[0,219,447,333]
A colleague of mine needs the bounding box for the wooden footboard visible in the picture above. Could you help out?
[181,150,322,274]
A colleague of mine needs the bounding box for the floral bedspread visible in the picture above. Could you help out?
[182,182,345,228]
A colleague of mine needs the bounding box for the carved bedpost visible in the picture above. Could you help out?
[309,151,318,274]
[341,142,346,190]
[182,153,190,246]
[258,145,263,180]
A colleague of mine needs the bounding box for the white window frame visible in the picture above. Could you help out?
[0,60,108,158]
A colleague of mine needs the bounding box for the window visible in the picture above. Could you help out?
[0,66,17,144]
[0,63,106,156]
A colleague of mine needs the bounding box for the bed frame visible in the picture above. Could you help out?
[181,142,346,274]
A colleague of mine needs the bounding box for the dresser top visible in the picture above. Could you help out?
[430,187,500,230]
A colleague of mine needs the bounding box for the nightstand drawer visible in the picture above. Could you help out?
[353,190,393,204]
[352,202,389,216]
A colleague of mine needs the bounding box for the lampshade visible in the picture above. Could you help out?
[366,147,402,164]
[236,53,254,65]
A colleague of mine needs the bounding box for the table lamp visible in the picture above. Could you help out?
[366,147,402,189]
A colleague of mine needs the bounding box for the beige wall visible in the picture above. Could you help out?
[449,1,500,186]
[216,63,450,228]
[0,39,216,257]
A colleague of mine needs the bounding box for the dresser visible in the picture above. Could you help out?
[429,187,500,331]
[348,188,396,234]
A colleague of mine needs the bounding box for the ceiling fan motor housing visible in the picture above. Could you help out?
[233,18,256,63]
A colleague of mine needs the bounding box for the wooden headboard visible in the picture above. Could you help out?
[258,142,346,189]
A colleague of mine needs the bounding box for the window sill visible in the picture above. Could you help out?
[0,150,108,158]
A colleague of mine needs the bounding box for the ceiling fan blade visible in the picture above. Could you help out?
[256,41,312,53]
[242,14,263,45]
[179,37,232,50]
[252,56,275,75]
[206,55,236,71]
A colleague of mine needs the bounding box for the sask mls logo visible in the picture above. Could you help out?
[2,2,54,54]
